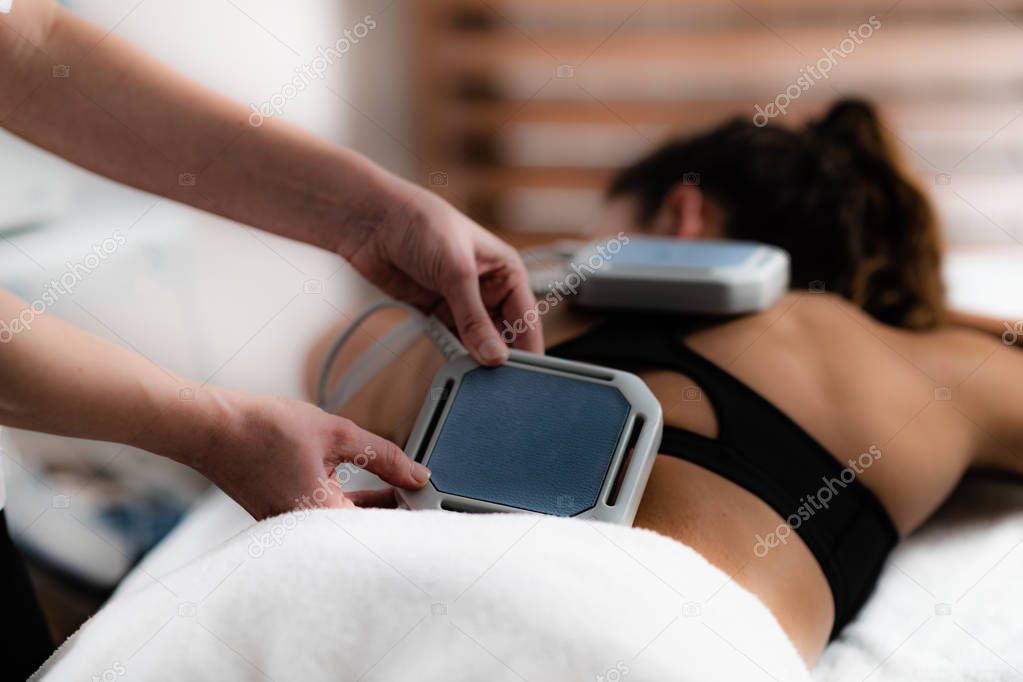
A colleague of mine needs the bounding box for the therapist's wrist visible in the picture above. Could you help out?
[128,382,244,472]
[319,162,423,257]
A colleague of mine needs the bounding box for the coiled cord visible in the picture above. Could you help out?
[316,299,466,414]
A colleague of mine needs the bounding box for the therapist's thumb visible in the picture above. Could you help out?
[444,275,508,366]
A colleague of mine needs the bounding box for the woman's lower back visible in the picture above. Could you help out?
[636,455,836,663]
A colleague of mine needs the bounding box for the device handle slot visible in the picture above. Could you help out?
[440,499,501,514]
[508,358,615,383]
[413,379,454,464]
[605,414,646,507]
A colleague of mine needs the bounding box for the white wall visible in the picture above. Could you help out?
[337,0,415,179]
[68,0,346,139]
[65,0,415,176]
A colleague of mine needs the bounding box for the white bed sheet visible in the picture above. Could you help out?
[116,475,1023,680]
[815,477,1023,680]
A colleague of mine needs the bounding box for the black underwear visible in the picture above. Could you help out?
[549,316,898,638]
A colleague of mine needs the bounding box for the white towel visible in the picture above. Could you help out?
[34,509,808,682]
[814,478,1023,681]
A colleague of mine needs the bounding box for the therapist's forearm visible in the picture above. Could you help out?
[0,3,408,253]
[0,290,239,468]
[0,288,433,516]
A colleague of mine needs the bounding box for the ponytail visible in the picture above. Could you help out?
[809,99,946,329]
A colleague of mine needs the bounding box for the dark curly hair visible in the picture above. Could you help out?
[608,98,946,330]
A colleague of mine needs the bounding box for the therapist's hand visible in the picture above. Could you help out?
[336,183,544,365]
[183,389,429,519]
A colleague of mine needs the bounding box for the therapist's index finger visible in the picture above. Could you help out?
[444,273,510,366]
[332,418,431,490]
[503,274,545,354]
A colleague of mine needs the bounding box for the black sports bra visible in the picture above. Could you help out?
[548,316,898,638]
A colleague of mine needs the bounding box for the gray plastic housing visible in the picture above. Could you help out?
[396,350,663,526]
[571,237,790,315]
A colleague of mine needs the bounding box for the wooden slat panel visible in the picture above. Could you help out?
[443,100,1023,133]
[414,0,1023,235]
[431,26,1023,81]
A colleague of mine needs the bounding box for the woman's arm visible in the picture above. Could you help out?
[0,290,430,517]
[0,1,542,364]
[957,336,1023,473]
[896,322,1023,473]
[949,309,1023,348]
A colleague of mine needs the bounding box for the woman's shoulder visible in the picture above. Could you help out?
[542,290,1007,373]
[692,291,1002,355]
[682,291,1009,401]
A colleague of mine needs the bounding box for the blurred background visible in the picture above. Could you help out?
[2,0,1023,639]
[422,1,1023,239]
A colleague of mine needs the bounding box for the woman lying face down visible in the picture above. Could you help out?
[306,99,1023,666]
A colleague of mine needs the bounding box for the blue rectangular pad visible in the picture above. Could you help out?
[427,365,630,516]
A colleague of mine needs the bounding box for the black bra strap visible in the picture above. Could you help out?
[550,318,742,437]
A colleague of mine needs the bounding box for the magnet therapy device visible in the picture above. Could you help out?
[317,300,663,525]
[527,236,790,315]
[317,238,790,524]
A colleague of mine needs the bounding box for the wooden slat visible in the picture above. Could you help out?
[460,166,612,194]
[442,99,1023,132]
[431,25,1023,77]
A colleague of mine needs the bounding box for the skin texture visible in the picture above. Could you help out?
[0,2,541,518]
[307,202,1023,666]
